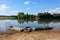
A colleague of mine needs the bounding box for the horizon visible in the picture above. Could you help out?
[0,0,60,15]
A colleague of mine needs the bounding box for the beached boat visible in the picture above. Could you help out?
[35,26,53,31]
[9,26,24,32]
[9,26,53,32]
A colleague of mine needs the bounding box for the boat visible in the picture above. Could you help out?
[34,26,53,30]
[9,26,24,32]
[9,26,53,32]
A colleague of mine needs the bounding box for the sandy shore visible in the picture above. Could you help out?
[0,30,60,40]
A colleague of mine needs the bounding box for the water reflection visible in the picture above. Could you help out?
[17,19,60,30]
[18,19,60,24]
[0,20,10,32]
[0,19,60,32]
[18,19,34,24]
[37,19,52,24]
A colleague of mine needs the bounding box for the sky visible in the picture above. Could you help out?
[0,0,60,15]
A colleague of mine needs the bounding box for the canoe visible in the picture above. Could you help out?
[35,26,53,30]
[9,26,24,32]
[9,26,53,32]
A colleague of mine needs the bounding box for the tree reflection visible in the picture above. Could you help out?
[18,19,35,24]
[37,18,53,24]
[18,19,60,24]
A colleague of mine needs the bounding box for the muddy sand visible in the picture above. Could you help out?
[0,30,60,40]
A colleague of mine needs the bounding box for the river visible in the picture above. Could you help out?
[0,19,60,32]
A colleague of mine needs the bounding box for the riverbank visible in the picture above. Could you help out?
[0,30,60,40]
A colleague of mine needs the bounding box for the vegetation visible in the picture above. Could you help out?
[38,12,53,18]
[0,15,17,19]
[53,13,60,19]
[18,12,36,20]
[18,12,60,20]
[0,12,60,20]
[18,12,24,19]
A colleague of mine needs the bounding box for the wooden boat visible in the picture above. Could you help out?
[9,26,24,32]
[34,26,53,31]
[9,26,53,32]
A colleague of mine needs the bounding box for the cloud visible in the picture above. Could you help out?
[42,8,60,14]
[24,1,30,5]
[27,7,30,10]
[0,4,9,11]
[10,10,18,13]
[0,10,21,16]
[9,10,20,15]
[48,8,60,13]
[0,4,20,15]
[0,7,21,15]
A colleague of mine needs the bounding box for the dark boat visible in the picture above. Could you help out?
[35,26,53,30]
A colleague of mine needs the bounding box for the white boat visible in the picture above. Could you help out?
[9,26,24,32]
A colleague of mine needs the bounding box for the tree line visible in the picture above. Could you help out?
[18,12,36,20]
[18,12,60,19]
[0,12,60,20]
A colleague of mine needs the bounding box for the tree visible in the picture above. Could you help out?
[18,12,24,19]
[29,14,36,19]
[38,12,53,18]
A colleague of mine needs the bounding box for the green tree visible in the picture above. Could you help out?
[38,12,53,18]
[18,12,24,19]
[29,14,36,19]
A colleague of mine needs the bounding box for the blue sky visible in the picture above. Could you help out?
[0,0,60,15]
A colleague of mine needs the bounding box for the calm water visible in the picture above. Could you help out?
[0,19,60,32]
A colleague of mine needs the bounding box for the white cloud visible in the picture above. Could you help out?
[9,10,21,15]
[10,10,18,13]
[42,7,60,14]
[27,7,30,10]
[24,1,30,5]
[47,8,60,13]
[0,4,20,15]
[0,4,9,11]
[0,9,21,15]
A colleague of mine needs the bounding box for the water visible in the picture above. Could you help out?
[0,19,60,32]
